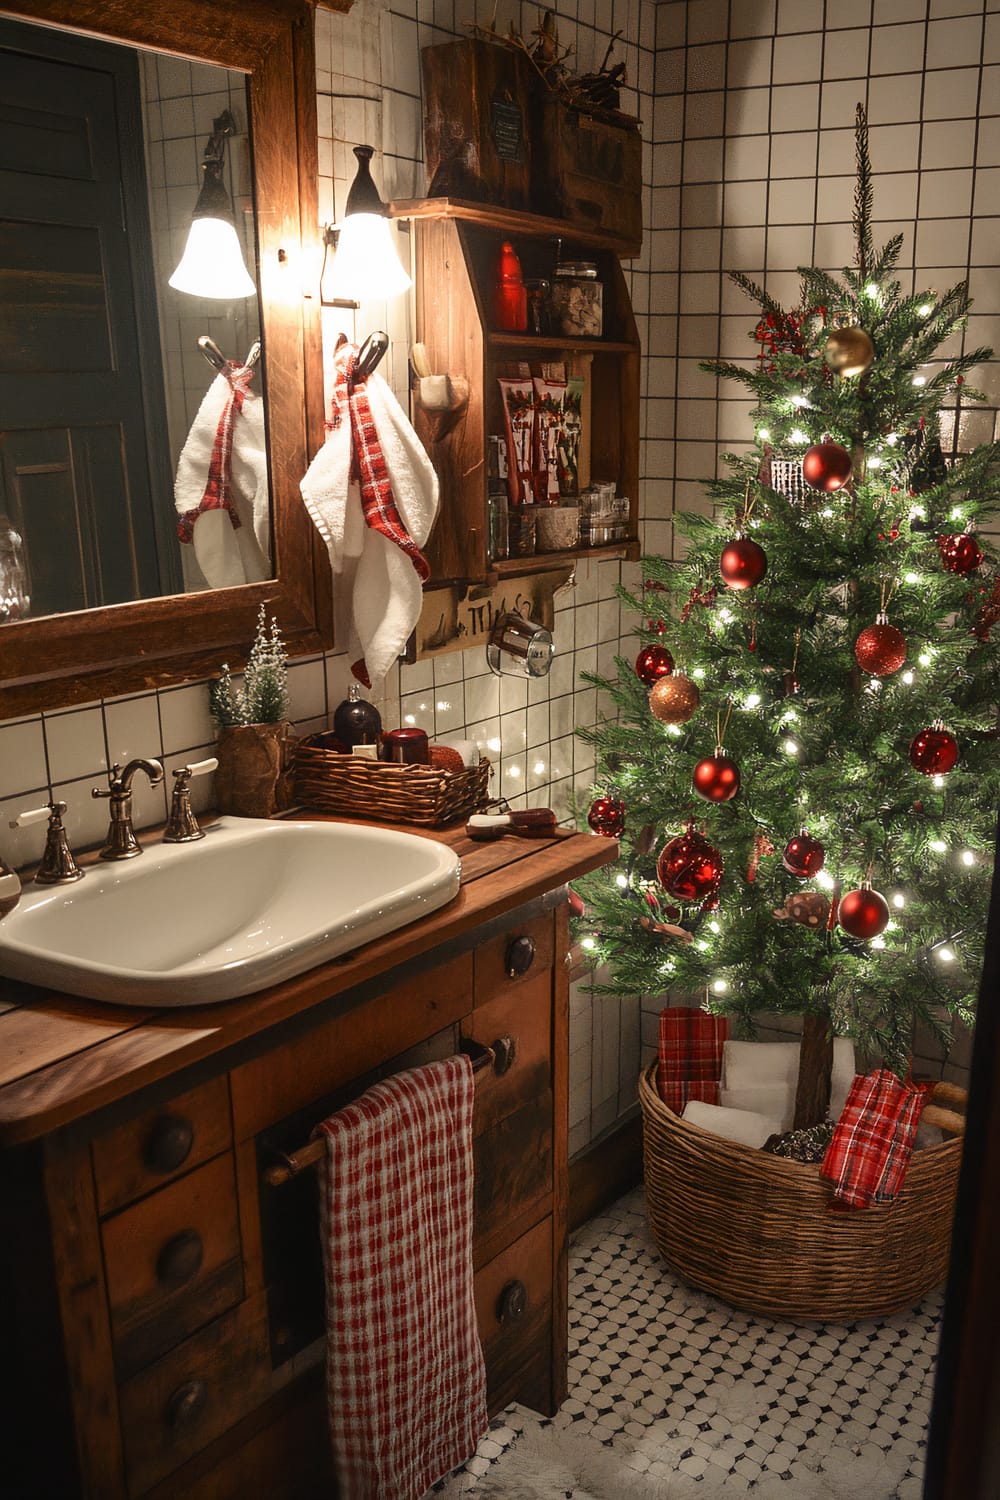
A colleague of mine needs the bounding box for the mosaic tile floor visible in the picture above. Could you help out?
[449,1187,941,1498]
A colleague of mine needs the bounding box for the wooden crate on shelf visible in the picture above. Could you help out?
[530,95,642,248]
[421,38,533,211]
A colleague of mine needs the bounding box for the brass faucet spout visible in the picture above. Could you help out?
[93,758,165,860]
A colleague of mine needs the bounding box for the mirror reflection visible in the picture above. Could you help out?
[0,16,270,621]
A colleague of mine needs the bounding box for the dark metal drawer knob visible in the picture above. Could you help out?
[504,935,536,978]
[156,1229,204,1288]
[144,1113,194,1174]
[497,1279,527,1324]
[491,1035,516,1076]
[166,1378,207,1430]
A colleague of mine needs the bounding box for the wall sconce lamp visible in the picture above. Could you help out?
[169,109,257,300]
[320,145,412,308]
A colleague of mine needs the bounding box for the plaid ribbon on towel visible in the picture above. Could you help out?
[177,360,256,543]
[657,1006,729,1113]
[330,341,431,583]
[820,1068,934,1210]
[316,1055,487,1499]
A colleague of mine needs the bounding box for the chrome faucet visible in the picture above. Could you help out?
[93,758,164,860]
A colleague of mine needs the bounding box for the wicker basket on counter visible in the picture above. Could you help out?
[293,741,491,828]
[638,1059,965,1322]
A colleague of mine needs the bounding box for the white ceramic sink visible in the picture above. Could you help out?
[0,816,461,1007]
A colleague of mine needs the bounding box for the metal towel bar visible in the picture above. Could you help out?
[261,1036,512,1188]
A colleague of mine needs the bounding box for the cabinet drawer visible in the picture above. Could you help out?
[119,1294,270,1497]
[473,1091,552,1258]
[231,951,473,1137]
[103,1152,243,1379]
[474,912,554,1011]
[475,1216,553,1409]
[469,971,552,1138]
[92,1075,232,1216]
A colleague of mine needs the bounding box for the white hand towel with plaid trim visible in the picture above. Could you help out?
[316,1055,487,1500]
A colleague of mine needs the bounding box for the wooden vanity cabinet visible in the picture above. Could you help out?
[396,197,642,586]
[0,823,614,1499]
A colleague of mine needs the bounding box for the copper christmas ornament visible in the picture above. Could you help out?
[824,325,875,378]
[650,672,700,725]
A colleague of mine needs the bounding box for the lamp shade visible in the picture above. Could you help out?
[169,216,257,300]
[321,145,411,304]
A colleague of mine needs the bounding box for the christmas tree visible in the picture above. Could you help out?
[578,106,1000,1129]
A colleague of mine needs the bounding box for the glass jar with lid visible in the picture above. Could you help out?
[549,261,603,338]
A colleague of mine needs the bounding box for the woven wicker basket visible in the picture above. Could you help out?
[294,742,491,828]
[638,1060,963,1322]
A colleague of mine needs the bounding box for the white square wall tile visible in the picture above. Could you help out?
[44,707,107,785]
[159,683,215,755]
[0,717,47,802]
[104,696,163,770]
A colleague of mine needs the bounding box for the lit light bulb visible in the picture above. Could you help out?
[961,850,975,866]
[887,433,899,446]
[487,736,502,753]
[616,872,629,888]
[719,608,733,623]
[791,394,810,409]
[868,456,882,470]
[533,760,547,776]
[864,282,881,299]
[950,506,964,521]
[744,693,761,710]
[866,678,883,693]
[507,764,522,779]
[910,503,926,520]
[581,934,598,951]
[886,920,898,932]
[918,652,933,667]
[692,667,706,679]
[817,870,835,891]
[913,374,927,387]
[709,920,721,934]
[667,724,682,737]
[696,940,709,952]
[871,935,886,949]
[712,978,728,994]
[904,572,921,585]
[930,839,947,853]
[892,893,906,908]
[937,946,955,963]
[932,775,945,789]
[902,671,914,685]
[918,303,933,317]
[758,428,771,442]
[784,738,799,756]
[404,713,416,725]
[790,427,808,444]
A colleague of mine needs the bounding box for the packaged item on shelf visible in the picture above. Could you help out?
[532,374,566,503]
[550,261,603,337]
[558,375,585,496]
[535,505,580,552]
[507,506,537,557]
[497,376,536,504]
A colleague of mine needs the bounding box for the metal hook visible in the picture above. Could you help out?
[198,335,228,372]
[351,330,389,388]
[244,340,261,368]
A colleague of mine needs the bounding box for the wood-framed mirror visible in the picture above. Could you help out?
[0,0,332,720]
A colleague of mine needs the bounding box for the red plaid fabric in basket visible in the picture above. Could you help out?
[657,1006,729,1113]
[316,1055,487,1499]
[820,1068,935,1211]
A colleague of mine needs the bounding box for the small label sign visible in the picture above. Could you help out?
[491,98,523,162]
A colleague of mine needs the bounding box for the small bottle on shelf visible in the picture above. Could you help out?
[494,241,528,332]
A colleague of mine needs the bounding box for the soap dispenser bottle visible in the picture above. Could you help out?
[333,682,383,748]
[494,241,528,333]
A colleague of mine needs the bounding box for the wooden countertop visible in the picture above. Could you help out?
[0,814,617,1147]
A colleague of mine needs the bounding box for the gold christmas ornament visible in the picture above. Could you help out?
[824,325,875,378]
[649,672,700,725]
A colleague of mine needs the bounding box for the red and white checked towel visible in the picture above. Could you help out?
[316,1055,487,1499]
[820,1068,935,1210]
[657,1006,729,1113]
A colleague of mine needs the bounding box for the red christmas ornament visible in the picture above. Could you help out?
[937,533,983,575]
[719,536,768,590]
[657,823,725,905]
[854,614,907,676]
[909,722,959,776]
[782,829,826,878]
[587,795,626,838]
[802,441,853,493]
[635,643,674,685]
[838,883,890,940]
[692,746,741,803]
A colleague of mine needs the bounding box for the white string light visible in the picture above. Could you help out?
[616,872,629,888]
[784,738,800,755]
[961,850,976,866]
[758,428,771,442]
[937,946,955,963]
[790,427,808,444]
[892,892,906,908]
[930,839,947,853]
[918,303,933,317]
[902,670,915,685]
[743,693,762,710]
[712,978,728,994]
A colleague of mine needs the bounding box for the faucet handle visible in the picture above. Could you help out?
[10,801,84,885]
[164,758,219,844]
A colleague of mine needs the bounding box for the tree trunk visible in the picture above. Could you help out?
[793,1014,834,1130]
